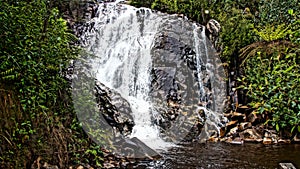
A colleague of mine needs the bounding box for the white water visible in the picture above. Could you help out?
[81,2,226,150]
[83,3,176,150]
[193,24,226,140]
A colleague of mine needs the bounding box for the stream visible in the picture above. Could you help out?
[132,143,300,169]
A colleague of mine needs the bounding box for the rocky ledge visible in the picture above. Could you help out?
[208,105,300,145]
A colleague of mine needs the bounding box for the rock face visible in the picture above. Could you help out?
[95,82,135,136]
[61,0,99,38]
[148,15,227,142]
[150,29,205,141]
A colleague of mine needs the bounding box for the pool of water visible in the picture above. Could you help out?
[132,142,300,169]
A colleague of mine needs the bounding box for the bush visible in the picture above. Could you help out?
[241,49,300,132]
[239,21,300,132]
[0,0,103,168]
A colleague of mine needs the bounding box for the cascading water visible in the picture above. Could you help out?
[82,3,174,150]
[76,1,227,156]
[193,24,227,140]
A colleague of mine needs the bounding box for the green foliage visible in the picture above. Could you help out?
[256,0,300,26]
[216,7,255,64]
[290,20,300,44]
[239,22,295,65]
[0,1,77,136]
[0,0,104,168]
[239,20,300,132]
[0,68,19,81]
[253,24,291,42]
[240,49,300,132]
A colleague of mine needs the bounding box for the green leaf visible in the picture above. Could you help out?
[276,124,280,131]
[284,65,294,73]
[288,9,293,15]
[259,107,265,114]
[291,126,296,133]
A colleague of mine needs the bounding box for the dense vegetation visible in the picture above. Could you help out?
[1,0,299,168]
[0,0,103,168]
[130,0,300,134]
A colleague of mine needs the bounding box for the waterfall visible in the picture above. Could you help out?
[193,24,227,141]
[76,1,226,154]
[82,3,175,150]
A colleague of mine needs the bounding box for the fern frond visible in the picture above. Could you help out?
[254,24,291,42]
[66,32,78,43]
[0,68,19,81]
[240,40,296,65]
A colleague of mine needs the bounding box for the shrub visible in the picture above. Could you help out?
[241,49,300,132]
[239,22,300,132]
[0,0,103,167]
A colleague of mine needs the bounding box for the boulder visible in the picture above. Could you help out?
[228,126,238,136]
[208,137,219,142]
[264,129,279,143]
[240,128,263,142]
[219,126,226,137]
[113,137,161,160]
[95,82,135,136]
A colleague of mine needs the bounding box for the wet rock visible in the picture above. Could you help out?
[231,112,246,121]
[247,112,261,125]
[228,126,238,136]
[238,122,252,131]
[279,163,297,169]
[230,137,244,145]
[64,0,99,37]
[263,137,273,145]
[240,128,263,142]
[292,134,300,143]
[226,120,238,128]
[278,139,291,144]
[95,82,135,136]
[148,20,217,141]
